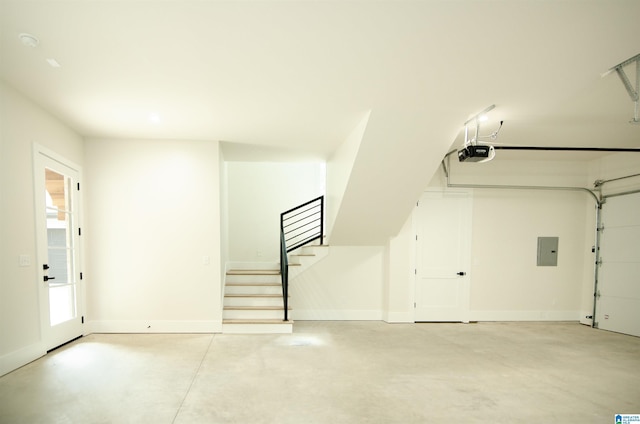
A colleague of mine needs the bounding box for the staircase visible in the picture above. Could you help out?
[222,267,292,334]
[221,244,329,334]
[222,196,326,334]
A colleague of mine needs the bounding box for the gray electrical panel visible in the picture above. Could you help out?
[537,237,559,266]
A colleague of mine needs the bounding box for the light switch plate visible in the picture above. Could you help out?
[19,254,31,267]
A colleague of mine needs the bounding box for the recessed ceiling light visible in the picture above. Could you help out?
[19,33,39,48]
[148,113,161,123]
[46,58,61,68]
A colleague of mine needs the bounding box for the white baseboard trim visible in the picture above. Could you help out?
[0,342,45,377]
[470,310,581,322]
[383,311,414,323]
[88,320,222,334]
[293,309,383,321]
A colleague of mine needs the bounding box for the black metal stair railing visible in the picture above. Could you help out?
[279,196,324,321]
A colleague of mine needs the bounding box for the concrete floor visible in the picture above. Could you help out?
[1,321,639,423]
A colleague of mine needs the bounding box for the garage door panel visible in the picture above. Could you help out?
[603,195,640,227]
[600,227,640,263]
[599,263,640,299]
[597,192,640,338]
[597,296,640,337]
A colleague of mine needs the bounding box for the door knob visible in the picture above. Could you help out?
[456,272,466,276]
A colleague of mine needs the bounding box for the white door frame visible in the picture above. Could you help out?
[33,144,85,350]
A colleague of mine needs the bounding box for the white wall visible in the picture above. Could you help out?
[84,139,222,333]
[326,111,369,238]
[383,214,415,323]
[411,157,596,322]
[469,189,589,320]
[295,155,597,324]
[0,82,84,376]
[282,153,639,324]
[442,153,638,324]
[446,155,590,188]
[226,161,325,263]
[291,246,384,320]
[219,147,229,299]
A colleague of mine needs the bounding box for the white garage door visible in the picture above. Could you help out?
[596,192,640,337]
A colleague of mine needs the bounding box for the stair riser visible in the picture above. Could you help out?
[225,285,282,295]
[226,262,279,271]
[225,275,281,284]
[223,309,289,320]
[224,297,285,307]
[288,245,330,280]
[288,254,315,266]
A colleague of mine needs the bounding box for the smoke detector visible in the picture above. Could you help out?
[19,33,39,48]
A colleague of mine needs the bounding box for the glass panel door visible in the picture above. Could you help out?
[45,168,77,326]
[35,148,83,351]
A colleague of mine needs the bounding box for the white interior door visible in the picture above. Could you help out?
[34,147,84,350]
[596,192,640,337]
[415,190,472,322]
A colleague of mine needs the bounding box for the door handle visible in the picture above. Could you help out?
[456,272,466,276]
[44,276,56,282]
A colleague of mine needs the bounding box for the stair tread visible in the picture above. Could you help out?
[291,253,316,257]
[223,319,293,324]
[227,269,280,275]
[224,306,292,310]
[225,282,281,286]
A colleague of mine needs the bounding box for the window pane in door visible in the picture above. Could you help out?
[47,227,70,284]
[45,168,76,326]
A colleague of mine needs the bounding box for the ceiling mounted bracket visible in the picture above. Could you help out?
[463,104,496,146]
[463,104,496,127]
[459,104,502,163]
[605,53,640,124]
